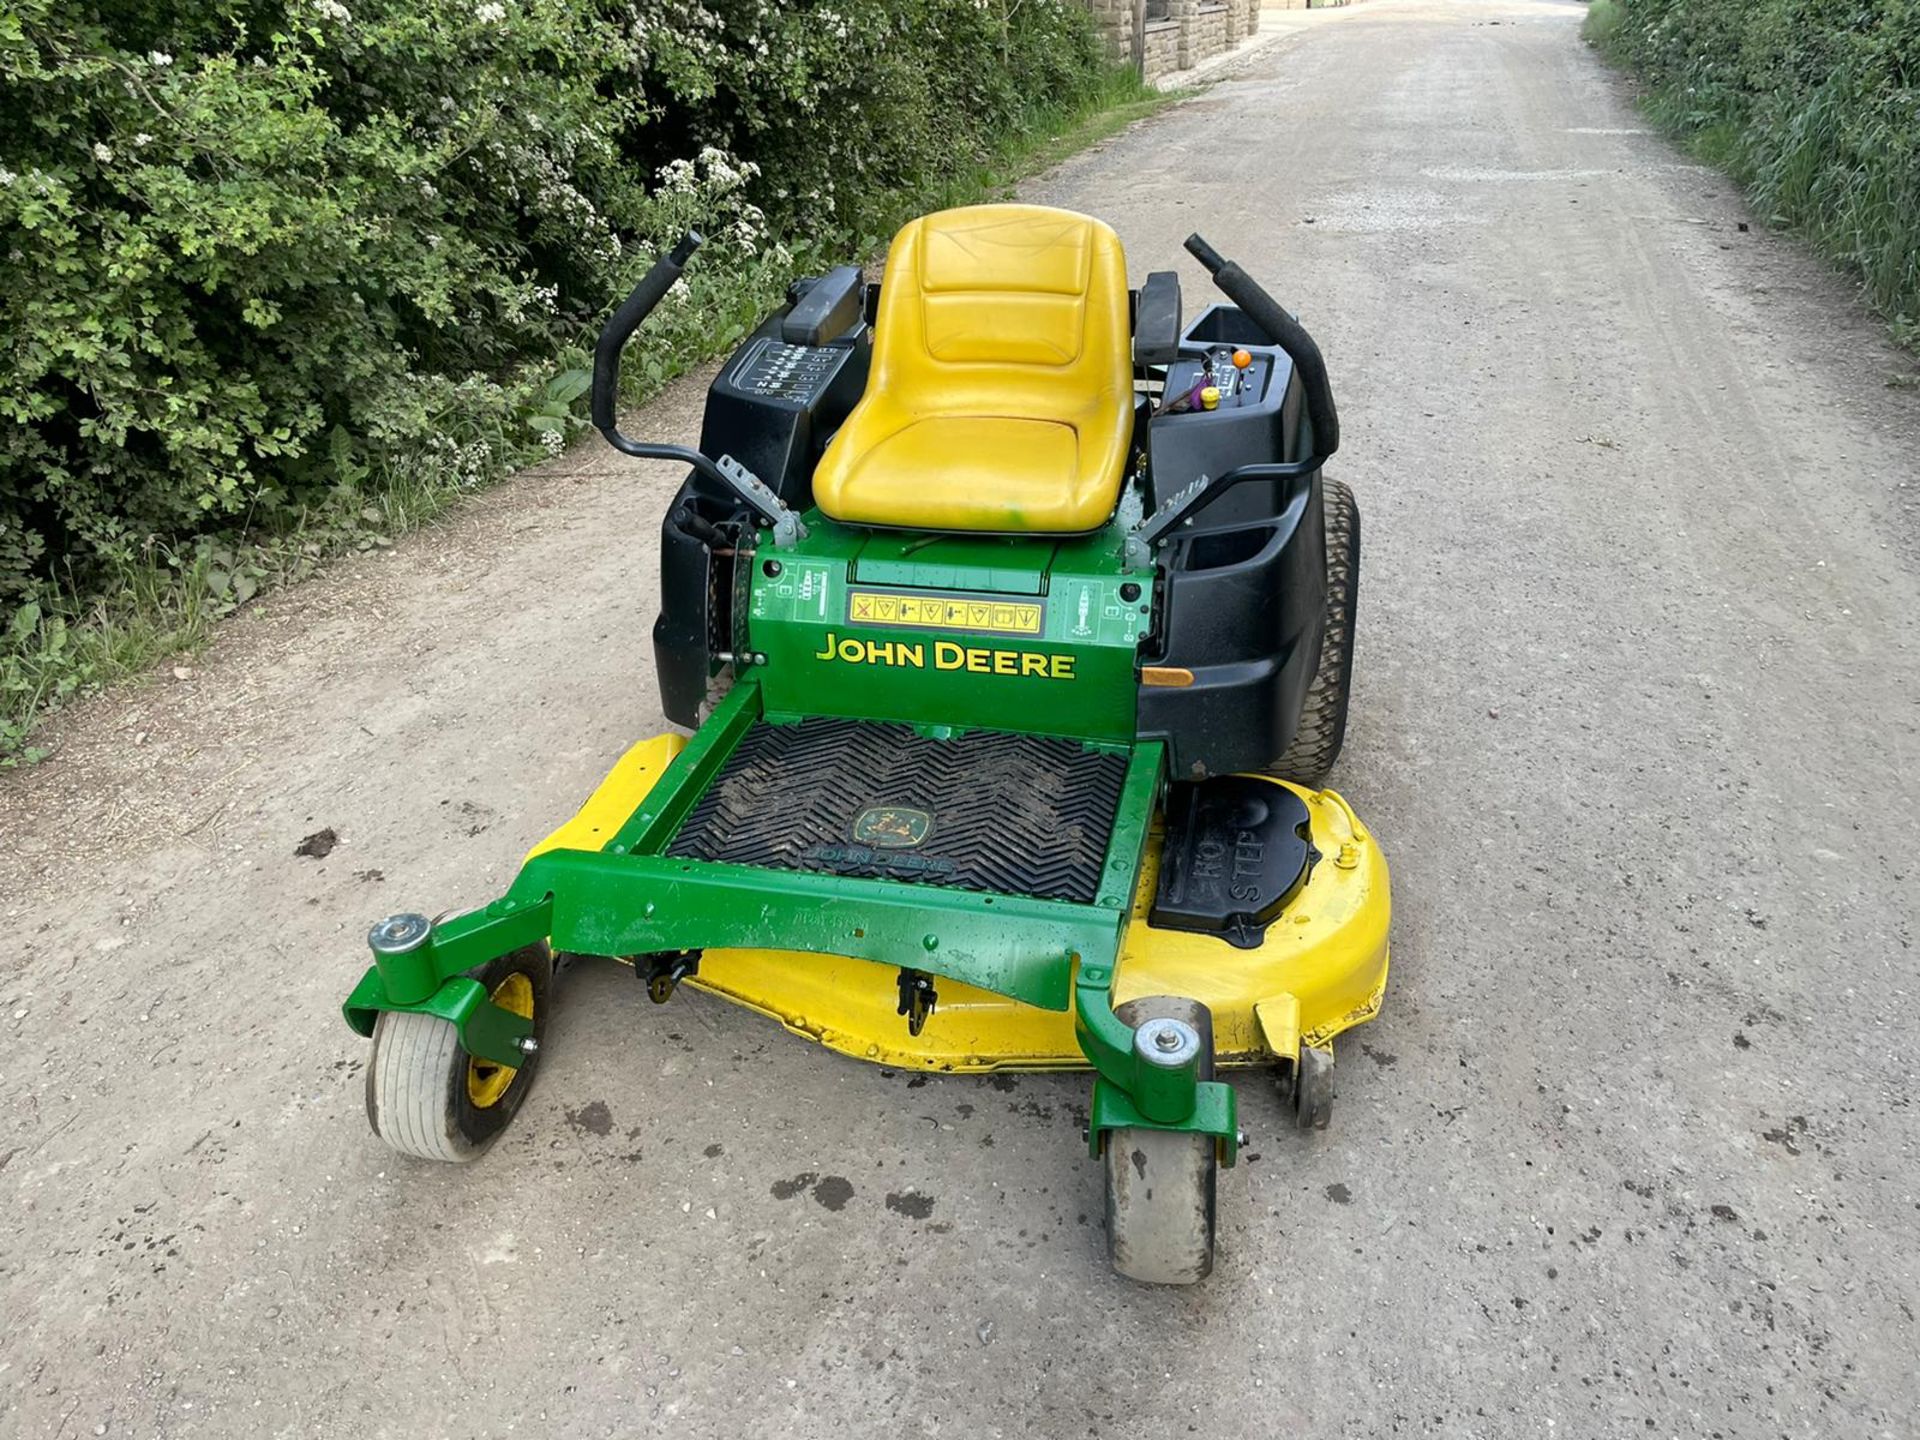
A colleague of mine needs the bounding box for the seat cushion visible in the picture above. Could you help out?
[813,204,1133,534]
[822,414,1094,533]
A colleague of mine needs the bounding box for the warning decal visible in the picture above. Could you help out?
[846,589,1044,637]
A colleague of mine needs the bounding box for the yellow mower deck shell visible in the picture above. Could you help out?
[531,735,1390,1071]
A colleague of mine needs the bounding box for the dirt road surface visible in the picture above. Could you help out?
[5,1,1917,1435]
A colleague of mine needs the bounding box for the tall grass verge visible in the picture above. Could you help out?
[1583,0,1919,357]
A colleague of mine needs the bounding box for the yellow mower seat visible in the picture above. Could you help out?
[813,204,1134,534]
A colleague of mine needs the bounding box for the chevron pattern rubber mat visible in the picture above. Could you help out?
[665,718,1129,903]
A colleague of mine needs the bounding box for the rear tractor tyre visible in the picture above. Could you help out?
[1104,996,1219,1286]
[1268,476,1359,789]
[366,942,552,1163]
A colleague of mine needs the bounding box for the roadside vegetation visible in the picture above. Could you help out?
[0,0,1163,762]
[1584,0,1919,350]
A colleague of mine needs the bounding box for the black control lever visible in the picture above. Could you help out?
[1184,233,1339,459]
[591,232,807,547]
[592,231,702,441]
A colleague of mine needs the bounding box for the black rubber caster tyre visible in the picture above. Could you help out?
[1292,1044,1335,1131]
[1269,476,1359,789]
[365,942,551,1163]
[1104,996,1218,1286]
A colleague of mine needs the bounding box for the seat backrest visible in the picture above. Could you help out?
[873,204,1131,417]
[811,204,1135,533]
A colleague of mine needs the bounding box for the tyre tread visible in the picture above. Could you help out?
[367,1010,478,1164]
[1268,477,1359,788]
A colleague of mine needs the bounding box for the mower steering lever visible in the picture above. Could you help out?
[591,230,702,442]
[591,232,808,547]
[1183,232,1340,460]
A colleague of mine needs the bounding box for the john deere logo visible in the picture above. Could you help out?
[853,806,932,849]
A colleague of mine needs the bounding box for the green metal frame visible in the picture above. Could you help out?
[343,518,1239,1156]
[1075,959,1240,1164]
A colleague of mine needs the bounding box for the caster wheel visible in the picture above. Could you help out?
[1104,996,1217,1286]
[365,942,551,1162]
[1292,1044,1335,1131]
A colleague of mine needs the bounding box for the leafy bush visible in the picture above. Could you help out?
[1592,0,1920,344]
[0,0,1125,756]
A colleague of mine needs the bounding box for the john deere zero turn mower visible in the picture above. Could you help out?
[343,205,1389,1284]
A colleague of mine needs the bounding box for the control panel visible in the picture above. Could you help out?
[1162,346,1272,414]
[1144,308,1302,527]
[731,338,845,404]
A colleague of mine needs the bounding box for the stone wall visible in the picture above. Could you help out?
[1086,0,1264,83]
[1176,1,1229,69]
[1086,0,1137,64]
[1142,18,1180,81]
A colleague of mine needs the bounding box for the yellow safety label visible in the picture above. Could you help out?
[846,590,1044,637]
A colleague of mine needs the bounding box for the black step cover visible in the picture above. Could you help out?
[1150,777,1317,948]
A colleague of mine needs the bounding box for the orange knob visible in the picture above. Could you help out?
[1231,349,1253,370]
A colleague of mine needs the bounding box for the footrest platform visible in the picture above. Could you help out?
[667,717,1129,904]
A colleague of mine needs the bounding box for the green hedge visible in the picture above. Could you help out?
[1590,0,1920,343]
[0,0,1125,754]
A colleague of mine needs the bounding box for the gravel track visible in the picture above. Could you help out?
[4,2,1916,1435]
